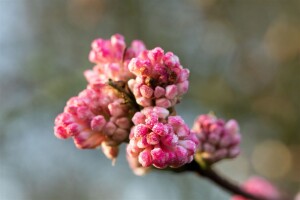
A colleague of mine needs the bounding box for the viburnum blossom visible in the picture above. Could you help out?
[127,107,198,169]
[85,34,146,84]
[192,114,241,164]
[231,177,280,200]
[53,33,290,200]
[127,47,189,108]
[54,83,133,160]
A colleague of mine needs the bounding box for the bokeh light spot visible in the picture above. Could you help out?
[251,140,292,179]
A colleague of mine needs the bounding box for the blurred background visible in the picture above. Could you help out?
[0,0,299,199]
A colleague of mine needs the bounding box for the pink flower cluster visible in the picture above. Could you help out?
[54,84,132,160]
[54,34,145,161]
[192,114,241,164]
[127,47,189,108]
[231,177,280,200]
[127,107,198,169]
[85,34,146,84]
[54,33,243,173]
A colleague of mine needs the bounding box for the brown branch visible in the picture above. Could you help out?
[107,79,141,111]
[198,168,272,200]
[172,160,280,200]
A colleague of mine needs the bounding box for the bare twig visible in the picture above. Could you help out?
[172,160,281,200]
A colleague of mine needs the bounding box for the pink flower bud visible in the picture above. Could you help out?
[128,47,190,108]
[77,106,93,120]
[161,134,178,147]
[138,149,152,167]
[127,141,140,157]
[54,84,132,161]
[127,79,135,91]
[136,137,149,148]
[111,34,125,53]
[91,115,106,132]
[146,132,160,145]
[152,123,168,136]
[133,124,149,137]
[173,146,188,167]
[207,133,220,145]
[225,119,240,135]
[231,134,242,146]
[112,128,128,143]
[179,140,197,153]
[132,112,146,125]
[148,47,164,63]
[168,116,184,127]
[137,97,152,107]
[140,85,154,98]
[156,98,172,108]
[231,177,280,200]
[108,101,125,117]
[176,125,189,138]
[219,135,232,148]
[214,149,228,161]
[178,68,190,82]
[165,85,178,99]
[66,123,83,136]
[74,130,105,149]
[203,143,216,154]
[54,126,69,139]
[144,113,159,128]
[228,146,240,158]
[129,40,146,56]
[115,117,131,129]
[154,86,166,98]
[127,107,197,169]
[152,107,169,118]
[177,80,189,95]
[103,121,117,136]
[151,148,167,169]
[163,52,180,67]
[192,114,241,164]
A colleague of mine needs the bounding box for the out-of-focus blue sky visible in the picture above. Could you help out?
[0,0,299,199]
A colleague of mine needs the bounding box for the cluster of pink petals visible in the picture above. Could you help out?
[53,33,245,172]
[86,34,146,84]
[127,47,189,108]
[231,177,280,200]
[192,114,241,164]
[54,84,132,160]
[127,107,198,169]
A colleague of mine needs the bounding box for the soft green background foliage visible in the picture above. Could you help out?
[0,0,299,199]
